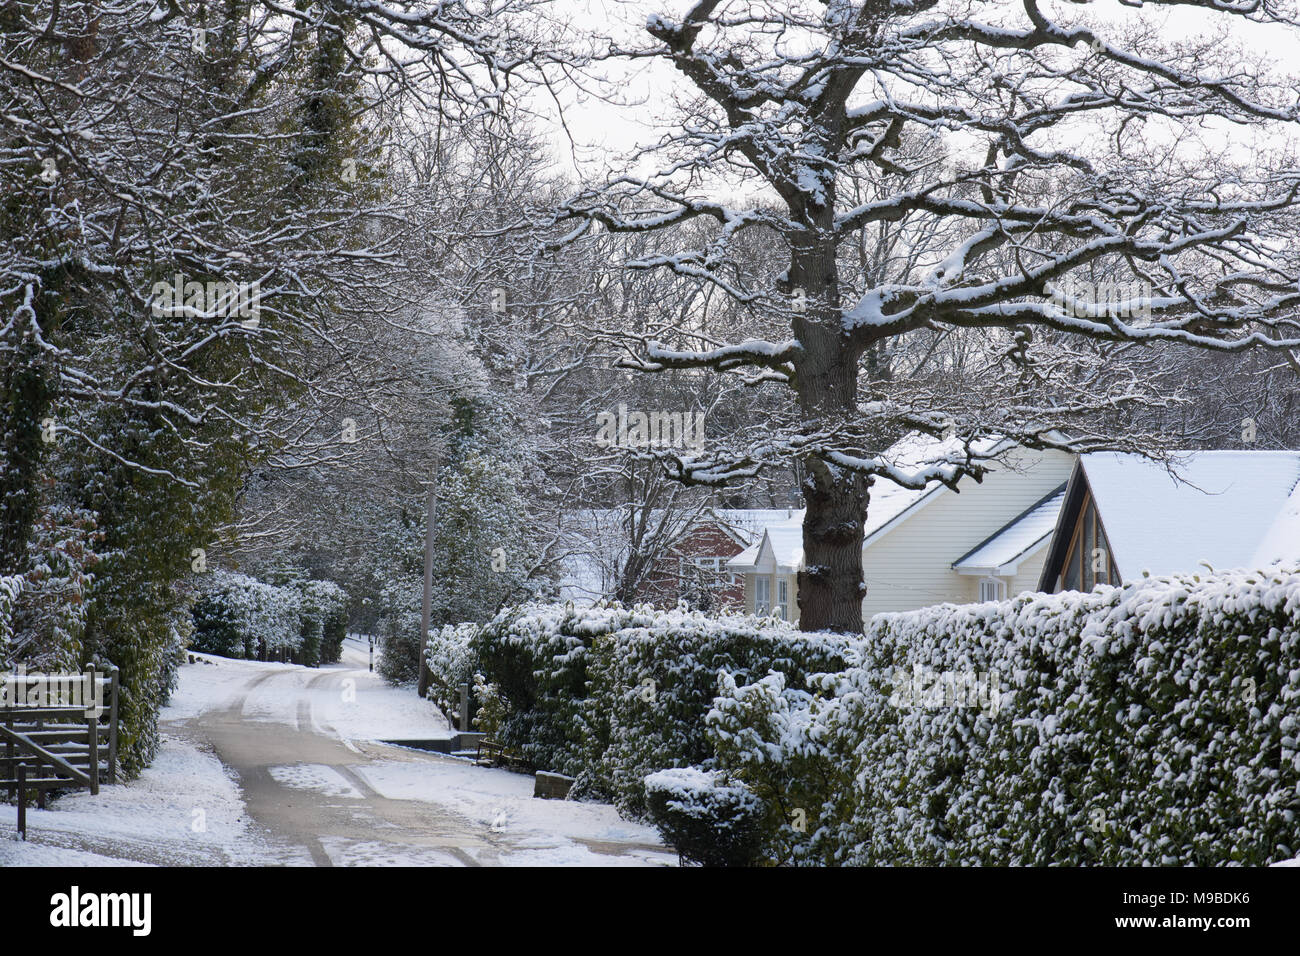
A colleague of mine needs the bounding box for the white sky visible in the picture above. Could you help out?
[526,0,1300,186]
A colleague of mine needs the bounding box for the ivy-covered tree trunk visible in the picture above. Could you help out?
[0,320,52,573]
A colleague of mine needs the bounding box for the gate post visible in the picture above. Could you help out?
[86,666,99,795]
[15,762,25,841]
[108,667,119,784]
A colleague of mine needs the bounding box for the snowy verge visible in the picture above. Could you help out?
[0,732,300,866]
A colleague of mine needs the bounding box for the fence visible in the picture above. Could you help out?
[1,666,119,839]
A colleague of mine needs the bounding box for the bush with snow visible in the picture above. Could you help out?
[189,571,348,666]
[580,608,851,815]
[0,574,23,654]
[469,602,641,778]
[294,578,350,666]
[644,767,766,866]
[424,621,481,723]
[435,601,850,815]
[708,566,1300,866]
[1,506,101,672]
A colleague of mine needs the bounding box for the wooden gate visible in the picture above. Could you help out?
[1,666,119,839]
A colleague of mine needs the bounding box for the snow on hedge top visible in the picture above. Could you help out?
[1082,450,1300,578]
[644,766,716,795]
[643,767,761,818]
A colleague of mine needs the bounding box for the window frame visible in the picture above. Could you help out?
[1057,488,1117,591]
[755,576,771,615]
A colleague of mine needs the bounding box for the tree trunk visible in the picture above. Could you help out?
[790,216,870,633]
[798,459,869,633]
[417,471,438,700]
[794,338,870,633]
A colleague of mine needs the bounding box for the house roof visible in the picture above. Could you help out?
[727,514,805,572]
[952,484,1067,575]
[1046,451,1300,583]
[707,509,800,546]
[726,432,1021,573]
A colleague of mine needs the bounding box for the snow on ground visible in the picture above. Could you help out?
[267,764,364,799]
[315,837,466,868]
[0,840,154,867]
[164,640,455,744]
[0,732,305,866]
[353,759,672,866]
[3,642,672,866]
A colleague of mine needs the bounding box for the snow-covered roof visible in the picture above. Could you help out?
[727,432,1017,572]
[727,513,805,572]
[952,486,1067,575]
[1080,451,1300,578]
[727,542,760,571]
[707,508,800,545]
[764,525,805,572]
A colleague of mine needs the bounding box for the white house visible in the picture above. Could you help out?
[728,435,1077,623]
[1038,450,1300,592]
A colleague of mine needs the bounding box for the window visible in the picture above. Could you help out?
[1064,537,1081,590]
[1057,489,1118,591]
[979,579,1006,602]
[755,576,770,615]
[691,555,738,587]
[776,579,789,620]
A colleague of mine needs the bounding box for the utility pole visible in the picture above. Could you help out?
[417,456,440,699]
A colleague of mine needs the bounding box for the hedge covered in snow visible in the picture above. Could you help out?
[190,571,348,666]
[425,602,852,814]
[644,768,766,866]
[0,574,22,651]
[708,566,1300,866]
[425,621,480,722]
[580,608,851,816]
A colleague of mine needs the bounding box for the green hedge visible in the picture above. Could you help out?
[708,566,1300,866]
[426,602,851,816]
[468,603,641,778]
[580,609,850,816]
[190,571,348,666]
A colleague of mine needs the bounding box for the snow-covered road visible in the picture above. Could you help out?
[0,640,673,867]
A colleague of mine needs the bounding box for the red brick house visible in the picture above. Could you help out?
[637,509,796,612]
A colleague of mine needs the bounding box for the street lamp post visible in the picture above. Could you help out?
[416,456,440,699]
